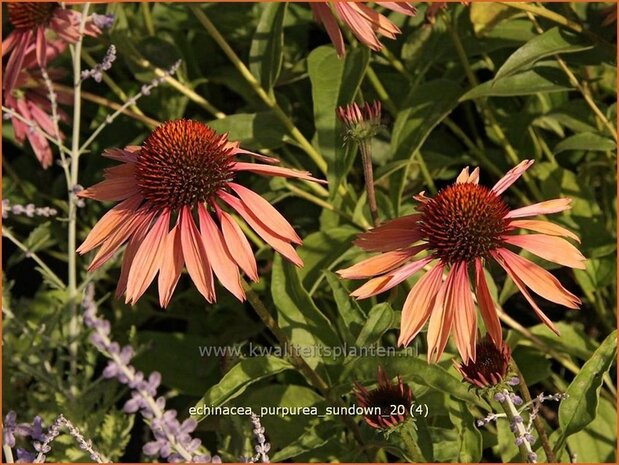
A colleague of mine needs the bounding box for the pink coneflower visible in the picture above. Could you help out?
[78,119,323,307]
[354,366,412,430]
[2,2,101,92]
[3,40,70,168]
[338,160,585,363]
[310,2,416,57]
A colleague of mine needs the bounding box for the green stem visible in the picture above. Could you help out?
[68,2,91,382]
[3,445,15,463]
[510,360,556,462]
[2,229,66,290]
[190,5,328,175]
[400,421,424,462]
[359,142,380,225]
[497,389,536,463]
[415,151,437,195]
[242,281,367,449]
[141,2,155,36]
[366,67,397,115]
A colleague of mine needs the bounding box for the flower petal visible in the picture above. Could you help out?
[232,162,326,184]
[77,195,143,254]
[217,208,259,282]
[219,191,303,267]
[398,263,444,347]
[4,30,30,92]
[426,265,457,363]
[456,166,479,184]
[508,219,580,243]
[350,257,432,299]
[491,249,560,335]
[503,233,585,269]
[157,223,184,308]
[116,219,151,299]
[125,210,170,304]
[103,147,139,163]
[198,204,244,301]
[494,248,580,309]
[506,198,572,219]
[474,258,503,347]
[179,206,215,302]
[79,176,139,201]
[338,246,423,279]
[228,182,301,244]
[492,159,534,195]
[310,3,346,56]
[450,262,477,362]
[377,2,417,15]
[354,214,422,252]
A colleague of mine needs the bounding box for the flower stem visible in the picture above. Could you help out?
[189,5,328,175]
[510,360,556,462]
[359,141,380,226]
[497,390,536,463]
[3,444,15,463]
[67,2,91,383]
[242,280,367,449]
[400,421,424,462]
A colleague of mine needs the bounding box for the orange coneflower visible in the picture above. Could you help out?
[338,160,585,363]
[78,119,323,307]
[2,2,101,92]
[310,2,416,57]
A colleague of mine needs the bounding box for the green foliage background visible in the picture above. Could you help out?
[2,2,617,462]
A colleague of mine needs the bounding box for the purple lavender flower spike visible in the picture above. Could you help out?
[91,13,115,29]
[3,411,17,447]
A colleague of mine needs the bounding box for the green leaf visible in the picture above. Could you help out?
[565,397,616,462]
[512,345,552,385]
[495,27,593,80]
[97,410,134,462]
[557,330,617,446]
[461,63,572,100]
[208,112,287,149]
[554,132,616,154]
[272,255,341,369]
[297,226,358,293]
[191,356,294,422]
[527,322,598,361]
[469,3,518,36]
[447,397,483,462]
[307,46,369,192]
[271,419,339,461]
[324,271,366,345]
[249,3,287,93]
[354,303,394,347]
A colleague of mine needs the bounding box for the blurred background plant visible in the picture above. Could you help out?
[2,2,616,462]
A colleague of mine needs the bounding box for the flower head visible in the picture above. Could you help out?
[3,2,102,91]
[3,40,70,168]
[455,335,511,388]
[354,366,412,430]
[338,160,585,363]
[337,100,382,144]
[310,2,416,57]
[78,119,323,307]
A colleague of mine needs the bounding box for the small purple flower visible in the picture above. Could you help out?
[528,452,538,462]
[510,394,524,406]
[3,411,17,447]
[91,13,115,29]
[506,376,520,386]
[16,448,37,463]
[494,392,506,403]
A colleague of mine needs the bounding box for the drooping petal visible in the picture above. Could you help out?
[474,259,502,347]
[334,2,382,50]
[116,219,151,298]
[508,219,580,243]
[309,3,346,56]
[426,265,457,363]
[354,228,423,252]
[377,2,417,16]
[398,263,444,347]
[506,198,572,219]
[491,250,560,335]
[228,182,301,245]
[103,146,140,163]
[79,176,139,201]
[88,208,155,271]
[232,162,325,183]
[494,248,581,308]
[198,203,244,301]
[77,195,143,254]
[179,206,215,302]
[217,207,259,282]
[503,234,586,269]
[35,26,47,68]
[4,30,31,92]
[125,210,170,304]
[219,191,303,267]
[337,246,423,279]
[157,223,184,308]
[450,262,477,362]
[491,159,534,195]
[350,257,432,299]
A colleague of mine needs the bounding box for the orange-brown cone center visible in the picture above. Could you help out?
[135,120,235,210]
[8,2,58,30]
[419,183,509,264]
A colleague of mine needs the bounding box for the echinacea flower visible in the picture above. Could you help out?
[338,160,585,363]
[337,100,382,144]
[354,366,412,430]
[3,40,70,168]
[455,335,511,389]
[2,2,101,92]
[78,119,323,307]
[310,2,416,57]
